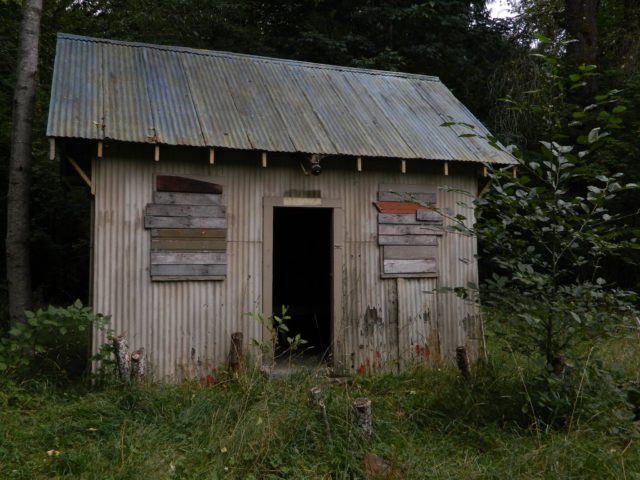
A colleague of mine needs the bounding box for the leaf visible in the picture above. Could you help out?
[587,127,601,143]
[612,105,626,114]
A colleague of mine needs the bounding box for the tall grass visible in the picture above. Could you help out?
[1,337,639,479]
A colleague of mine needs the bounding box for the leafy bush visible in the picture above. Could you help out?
[443,46,639,367]
[0,301,111,381]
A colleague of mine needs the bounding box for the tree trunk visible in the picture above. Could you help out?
[564,0,598,66]
[6,0,43,325]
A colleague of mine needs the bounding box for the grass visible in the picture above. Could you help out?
[1,337,640,479]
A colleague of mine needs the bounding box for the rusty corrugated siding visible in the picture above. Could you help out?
[48,33,516,164]
[92,148,481,379]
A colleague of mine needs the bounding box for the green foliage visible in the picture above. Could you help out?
[250,306,308,363]
[0,301,111,381]
[1,338,639,478]
[464,54,640,365]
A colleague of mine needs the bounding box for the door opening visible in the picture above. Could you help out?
[272,207,332,363]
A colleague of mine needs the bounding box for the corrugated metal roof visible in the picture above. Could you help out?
[47,33,516,164]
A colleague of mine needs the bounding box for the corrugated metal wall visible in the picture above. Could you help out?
[92,145,480,379]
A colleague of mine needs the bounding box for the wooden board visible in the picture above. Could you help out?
[151,264,227,276]
[373,201,427,214]
[378,224,443,236]
[151,252,227,265]
[384,245,437,260]
[156,175,222,194]
[151,238,226,251]
[153,192,222,206]
[383,259,437,274]
[144,216,227,229]
[151,228,226,239]
[378,235,438,246]
[377,213,419,225]
[152,275,225,282]
[145,204,226,218]
[377,191,437,205]
[416,210,443,223]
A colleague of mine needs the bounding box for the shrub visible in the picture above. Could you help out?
[0,300,111,382]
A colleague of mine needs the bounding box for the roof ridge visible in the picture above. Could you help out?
[57,32,442,82]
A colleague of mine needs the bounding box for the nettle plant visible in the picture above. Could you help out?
[446,46,639,367]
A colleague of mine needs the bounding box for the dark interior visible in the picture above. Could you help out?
[272,207,332,361]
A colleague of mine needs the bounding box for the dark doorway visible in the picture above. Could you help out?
[272,207,332,362]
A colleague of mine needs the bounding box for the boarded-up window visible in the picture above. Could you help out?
[376,186,442,278]
[144,175,227,281]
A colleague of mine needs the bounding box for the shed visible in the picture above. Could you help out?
[47,33,516,379]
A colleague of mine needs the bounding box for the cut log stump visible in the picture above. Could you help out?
[310,387,332,439]
[131,348,146,382]
[353,397,373,439]
[229,332,243,373]
[456,346,471,381]
[112,334,131,382]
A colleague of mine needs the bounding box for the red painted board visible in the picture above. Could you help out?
[373,201,431,214]
[156,175,223,194]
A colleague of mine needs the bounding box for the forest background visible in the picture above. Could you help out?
[1,0,639,321]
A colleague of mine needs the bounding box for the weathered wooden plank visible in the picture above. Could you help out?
[151,264,227,276]
[377,213,418,225]
[416,210,443,223]
[151,238,226,251]
[156,175,222,194]
[151,228,226,239]
[144,216,227,229]
[384,245,437,260]
[377,191,437,205]
[378,224,443,236]
[151,252,227,265]
[153,192,222,206]
[378,235,438,246]
[383,259,437,274]
[152,275,225,281]
[145,204,226,218]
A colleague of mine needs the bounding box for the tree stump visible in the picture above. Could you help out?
[352,397,373,439]
[131,348,146,382]
[455,346,471,381]
[112,334,131,382]
[228,332,243,373]
[551,354,566,377]
[310,387,331,439]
